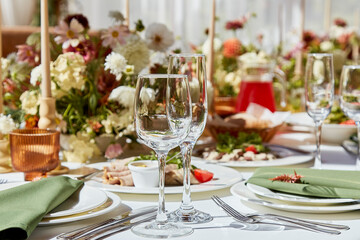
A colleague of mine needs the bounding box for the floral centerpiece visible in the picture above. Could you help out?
[280,18,360,111]
[1,12,176,163]
[0,114,17,172]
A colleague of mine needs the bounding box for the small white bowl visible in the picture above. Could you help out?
[128,160,159,188]
[322,124,357,144]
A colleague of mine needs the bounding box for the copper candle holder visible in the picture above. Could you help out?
[9,129,60,181]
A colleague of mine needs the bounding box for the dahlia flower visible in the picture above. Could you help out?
[104,52,127,80]
[108,86,136,109]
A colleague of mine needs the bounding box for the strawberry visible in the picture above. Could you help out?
[193,169,214,183]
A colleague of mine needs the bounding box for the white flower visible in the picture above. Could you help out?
[20,90,40,115]
[140,87,156,105]
[145,23,175,52]
[329,25,356,39]
[1,58,10,80]
[202,37,222,55]
[51,52,86,95]
[114,34,150,73]
[109,86,136,109]
[224,71,242,94]
[124,65,135,75]
[104,52,127,80]
[320,41,334,52]
[101,111,133,135]
[150,52,167,65]
[239,51,269,65]
[0,114,17,135]
[63,133,100,163]
[30,65,42,86]
[313,60,325,83]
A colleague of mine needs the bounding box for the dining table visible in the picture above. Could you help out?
[1,130,360,240]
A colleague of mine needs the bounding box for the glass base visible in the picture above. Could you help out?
[131,220,193,238]
[167,208,213,224]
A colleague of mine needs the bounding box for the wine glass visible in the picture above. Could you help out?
[131,74,193,238]
[339,65,360,169]
[167,53,212,223]
[304,53,335,169]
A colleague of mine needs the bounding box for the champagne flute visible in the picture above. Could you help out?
[305,53,335,169]
[167,53,212,223]
[131,74,193,238]
[339,65,360,169]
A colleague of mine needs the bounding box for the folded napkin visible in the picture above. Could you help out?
[0,176,83,240]
[247,168,360,199]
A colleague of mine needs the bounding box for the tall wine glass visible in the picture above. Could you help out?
[339,65,360,169]
[167,53,212,223]
[305,53,335,169]
[131,74,193,238]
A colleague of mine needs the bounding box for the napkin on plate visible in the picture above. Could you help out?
[247,168,360,199]
[0,176,83,240]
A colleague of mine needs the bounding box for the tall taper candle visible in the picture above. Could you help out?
[41,0,51,98]
[207,0,215,84]
[0,1,3,114]
[295,0,305,75]
[324,0,331,35]
[125,0,130,27]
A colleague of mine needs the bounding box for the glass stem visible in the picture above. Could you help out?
[314,121,323,169]
[180,141,195,213]
[356,122,360,170]
[156,151,168,224]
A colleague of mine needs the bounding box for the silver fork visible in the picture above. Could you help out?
[0,179,8,184]
[211,196,341,235]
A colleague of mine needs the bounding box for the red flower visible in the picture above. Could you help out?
[225,20,244,31]
[25,114,39,129]
[223,38,242,58]
[63,40,96,63]
[64,14,90,30]
[88,120,102,133]
[334,18,347,28]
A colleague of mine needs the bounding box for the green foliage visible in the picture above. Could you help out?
[216,132,268,153]
[135,20,145,32]
[221,57,238,73]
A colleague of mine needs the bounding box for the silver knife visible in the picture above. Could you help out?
[57,206,157,240]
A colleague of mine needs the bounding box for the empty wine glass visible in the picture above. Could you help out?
[339,65,360,169]
[305,53,335,169]
[167,53,212,223]
[131,74,193,238]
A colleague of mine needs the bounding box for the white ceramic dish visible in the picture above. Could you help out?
[231,182,360,213]
[193,155,313,168]
[286,112,357,144]
[128,160,159,188]
[246,183,357,205]
[39,191,121,225]
[85,161,243,194]
[45,186,108,218]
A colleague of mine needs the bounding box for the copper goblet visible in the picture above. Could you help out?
[10,129,60,181]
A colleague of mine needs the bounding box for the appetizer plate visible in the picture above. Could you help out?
[231,182,360,213]
[45,186,108,218]
[193,155,313,168]
[286,112,356,144]
[246,183,357,205]
[40,191,121,225]
[85,161,243,194]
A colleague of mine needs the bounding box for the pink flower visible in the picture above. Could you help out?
[101,25,130,49]
[225,20,244,31]
[334,18,347,28]
[54,19,85,49]
[105,143,124,159]
[16,44,40,67]
[63,40,96,63]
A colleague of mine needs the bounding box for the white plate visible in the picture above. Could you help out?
[286,112,356,144]
[39,191,121,225]
[231,182,360,213]
[85,161,243,194]
[45,186,108,218]
[246,183,357,205]
[193,155,313,168]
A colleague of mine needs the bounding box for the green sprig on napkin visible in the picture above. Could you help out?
[247,168,360,199]
[0,176,83,240]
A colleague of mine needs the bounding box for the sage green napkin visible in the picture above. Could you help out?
[0,176,83,240]
[247,168,360,199]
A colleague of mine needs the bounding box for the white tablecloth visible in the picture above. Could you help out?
[2,132,360,240]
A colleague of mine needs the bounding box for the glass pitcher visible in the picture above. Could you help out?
[235,62,286,113]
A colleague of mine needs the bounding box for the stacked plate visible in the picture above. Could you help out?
[0,182,121,226]
[231,182,360,213]
[40,186,121,225]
